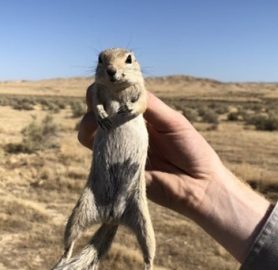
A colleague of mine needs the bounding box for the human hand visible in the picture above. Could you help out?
[78,86,224,218]
[144,93,270,263]
[144,93,225,219]
[78,87,270,262]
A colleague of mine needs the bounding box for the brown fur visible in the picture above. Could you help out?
[53,48,155,270]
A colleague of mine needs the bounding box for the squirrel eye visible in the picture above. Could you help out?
[98,55,103,64]
[125,54,132,64]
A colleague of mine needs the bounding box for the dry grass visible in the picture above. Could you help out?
[0,75,277,269]
[1,75,278,100]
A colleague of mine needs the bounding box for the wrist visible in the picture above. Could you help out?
[188,164,270,262]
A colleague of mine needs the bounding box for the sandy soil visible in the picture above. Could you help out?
[0,75,277,269]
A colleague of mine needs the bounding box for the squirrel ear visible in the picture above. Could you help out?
[98,54,103,64]
[125,54,132,64]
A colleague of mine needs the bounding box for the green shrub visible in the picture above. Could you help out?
[246,114,278,131]
[45,103,60,113]
[245,103,263,113]
[227,112,239,121]
[70,101,86,118]
[0,95,75,111]
[209,103,228,114]
[55,100,66,110]
[40,99,60,113]
[182,108,199,122]
[12,98,35,110]
[0,97,9,106]
[199,108,219,124]
[5,115,59,153]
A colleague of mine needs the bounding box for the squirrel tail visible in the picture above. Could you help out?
[54,224,118,270]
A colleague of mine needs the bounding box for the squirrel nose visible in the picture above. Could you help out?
[106,67,117,77]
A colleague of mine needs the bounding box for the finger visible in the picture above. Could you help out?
[145,171,172,209]
[145,170,182,212]
[144,92,194,132]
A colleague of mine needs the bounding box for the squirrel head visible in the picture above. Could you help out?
[95,48,144,89]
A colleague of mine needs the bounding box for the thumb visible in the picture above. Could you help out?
[144,92,195,132]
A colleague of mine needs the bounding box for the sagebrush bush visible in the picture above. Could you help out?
[40,99,60,113]
[5,115,59,153]
[183,108,199,122]
[246,113,278,131]
[70,101,86,118]
[0,95,79,111]
[0,97,9,106]
[198,107,219,124]
[245,103,263,113]
[55,100,66,110]
[209,103,228,114]
[12,98,35,111]
[227,112,239,121]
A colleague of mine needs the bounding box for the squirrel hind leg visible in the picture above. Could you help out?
[122,200,156,270]
[64,187,98,256]
[57,224,118,270]
[53,187,99,269]
[88,223,118,262]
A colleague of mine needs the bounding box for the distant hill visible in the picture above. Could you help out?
[0,75,277,101]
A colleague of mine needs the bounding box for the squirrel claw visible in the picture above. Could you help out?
[118,104,132,115]
[98,117,112,130]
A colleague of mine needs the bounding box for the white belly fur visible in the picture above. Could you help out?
[90,115,148,220]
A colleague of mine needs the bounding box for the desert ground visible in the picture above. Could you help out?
[0,76,277,270]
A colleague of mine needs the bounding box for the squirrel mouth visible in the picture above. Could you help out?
[110,77,126,85]
[110,77,117,82]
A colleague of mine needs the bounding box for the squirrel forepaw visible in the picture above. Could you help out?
[97,117,112,130]
[118,104,132,115]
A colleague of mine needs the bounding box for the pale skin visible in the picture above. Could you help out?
[78,86,272,264]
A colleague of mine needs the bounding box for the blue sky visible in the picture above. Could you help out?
[0,0,277,82]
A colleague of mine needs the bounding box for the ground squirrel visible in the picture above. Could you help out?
[53,48,155,270]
